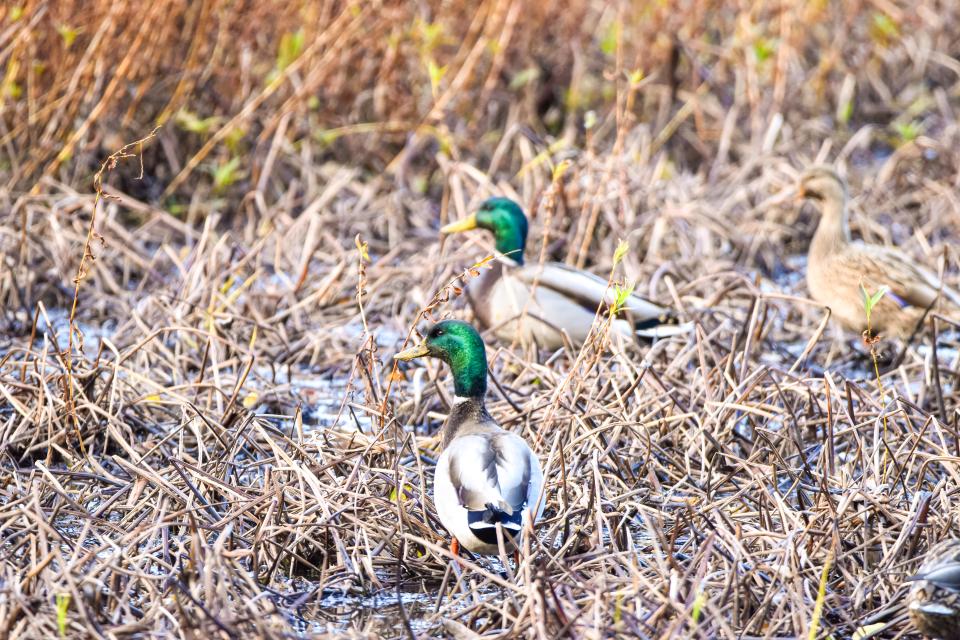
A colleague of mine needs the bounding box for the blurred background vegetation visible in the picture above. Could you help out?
[1,0,957,210]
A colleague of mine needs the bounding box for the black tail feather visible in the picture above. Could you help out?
[468,503,523,545]
[634,314,675,331]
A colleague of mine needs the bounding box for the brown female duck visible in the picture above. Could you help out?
[799,166,959,338]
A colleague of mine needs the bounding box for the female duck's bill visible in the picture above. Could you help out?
[394,319,544,557]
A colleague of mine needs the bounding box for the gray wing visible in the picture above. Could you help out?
[857,244,960,308]
[516,262,669,321]
[446,432,533,514]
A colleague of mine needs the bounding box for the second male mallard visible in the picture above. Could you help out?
[441,197,683,350]
[800,166,960,338]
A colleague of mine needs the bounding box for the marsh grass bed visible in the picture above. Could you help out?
[3,1,960,638]
[3,156,960,639]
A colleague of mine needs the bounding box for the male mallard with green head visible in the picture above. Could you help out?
[395,319,543,556]
[441,197,682,350]
[907,538,960,639]
[800,166,960,339]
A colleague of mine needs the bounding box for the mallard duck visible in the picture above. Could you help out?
[800,166,960,339]
[908,538,960,639]
[394,319,544,556]
[440,197,684,350]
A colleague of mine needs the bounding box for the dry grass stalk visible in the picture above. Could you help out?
[1,1,960,638]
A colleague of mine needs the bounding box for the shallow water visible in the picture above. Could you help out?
[280,578,504,638]
[296,589,438,637]
[0,306,106,359]
[6,308,404,434]
[247,364,375,432]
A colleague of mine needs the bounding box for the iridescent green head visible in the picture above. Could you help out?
[441,197,529,265]
[394,320,488,398]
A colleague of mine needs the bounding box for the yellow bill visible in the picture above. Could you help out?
[440,213,478,235]
[394,342,430,361]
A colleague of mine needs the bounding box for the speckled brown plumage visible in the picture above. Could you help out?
[800,166,960,339]
[909,538,960,639]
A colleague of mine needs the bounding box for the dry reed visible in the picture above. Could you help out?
[1,1,960,638]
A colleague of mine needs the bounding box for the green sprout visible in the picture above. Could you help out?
[263,29,305,85]
[613,239,630,267]
[426,59,447,96]
[838,100,854,125]
[57,24,79,49]
[860,283,889,331]
[211,157,243,193]
[600,20,620,56]
[509,67,539,90]
[56,593,70,637]
[276,29,305,73]
[871,12,899,42]
[893,120,922,146]
[752,37,776,63]
[224,126,246,154]
[610,283,635,316]
[691,588,707,623]
[414,19,445,53]
[3,60,22,99]
[175,110,223,135]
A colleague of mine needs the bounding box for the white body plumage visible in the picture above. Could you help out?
[433,404,544,554]
[470,258,681,350]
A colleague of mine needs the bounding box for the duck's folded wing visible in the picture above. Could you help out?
[516,262,668,321]
[910,563,960,590]
[858,245,959,308]
[446,433,534,513]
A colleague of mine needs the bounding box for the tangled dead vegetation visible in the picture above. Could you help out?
[2,1,960,638]
[1,143,959,637]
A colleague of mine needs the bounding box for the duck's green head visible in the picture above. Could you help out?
[394,320,487,398]
[441,197,528,264]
